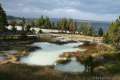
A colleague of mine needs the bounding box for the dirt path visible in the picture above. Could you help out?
[57,34,103,43]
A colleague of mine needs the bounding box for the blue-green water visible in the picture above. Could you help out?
[21,42,84,65]
[20,42,85,72]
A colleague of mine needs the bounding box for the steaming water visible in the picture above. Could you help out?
[55,57,85,73]
[20,42,84,66]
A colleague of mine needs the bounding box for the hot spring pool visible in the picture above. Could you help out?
[20,42,85,72]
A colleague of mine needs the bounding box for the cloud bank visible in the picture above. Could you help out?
[1,0,120,21]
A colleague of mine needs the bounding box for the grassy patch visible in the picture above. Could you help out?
[104,63,120,74]
[0,52,6,55]
[0,63,100,80]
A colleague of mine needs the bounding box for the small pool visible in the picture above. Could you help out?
[55,57,85,73]
[20,42,85,69]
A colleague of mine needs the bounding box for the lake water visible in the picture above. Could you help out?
[20,42,85,72]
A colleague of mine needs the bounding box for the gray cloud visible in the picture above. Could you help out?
[0,0,120,21]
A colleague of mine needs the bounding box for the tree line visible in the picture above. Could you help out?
[0,4,104,37]
[7,16,104,36]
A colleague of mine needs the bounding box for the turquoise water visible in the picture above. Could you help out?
[55,57,85,73]
[20,42,85,72]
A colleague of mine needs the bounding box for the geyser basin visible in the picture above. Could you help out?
[20,42,84,66]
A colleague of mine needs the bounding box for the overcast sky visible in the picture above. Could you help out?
[0,0,120,21]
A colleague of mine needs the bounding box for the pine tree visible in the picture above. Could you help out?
[58,18,66,33]
[44,17,52,29]
[57,18,76,33]
[88,26,95,36]
[10,21,17,32]
[19,17,26,31]
[0,3,8,31]
[36,16,45,28]
[78,22,95,36]
[104,16,120,49]
[98,27,103,36]
[68,19,76,33]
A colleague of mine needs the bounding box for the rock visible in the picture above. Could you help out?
[93,66,107,74]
